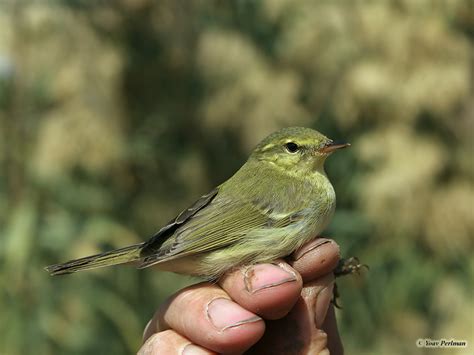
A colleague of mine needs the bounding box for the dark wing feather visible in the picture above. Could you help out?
[137,191,299,268]
[140,188,219,257]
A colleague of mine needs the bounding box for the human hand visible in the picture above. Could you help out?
[139,238,343,354]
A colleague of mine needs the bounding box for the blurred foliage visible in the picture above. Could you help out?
[0,0,472,354]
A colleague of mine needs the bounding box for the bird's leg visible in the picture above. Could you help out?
[334,256,368,277]
[332,256,368,308]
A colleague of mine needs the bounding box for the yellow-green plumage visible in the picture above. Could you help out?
[45,127,349,279]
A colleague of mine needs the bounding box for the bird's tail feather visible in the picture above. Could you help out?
[45,243,145,276]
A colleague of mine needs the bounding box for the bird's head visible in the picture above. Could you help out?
[250,127,350,175]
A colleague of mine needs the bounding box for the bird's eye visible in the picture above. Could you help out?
[285,142,299,153]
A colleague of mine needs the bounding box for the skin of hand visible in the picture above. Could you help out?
[139,238,343,355]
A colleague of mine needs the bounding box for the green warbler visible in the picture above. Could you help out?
[46,127,350,279]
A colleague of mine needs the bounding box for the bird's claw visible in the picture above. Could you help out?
[332,256,368,308]
[334,256,369,278]
[332,283,342,309]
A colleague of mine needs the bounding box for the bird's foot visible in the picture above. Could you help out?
[332,256,368,308]
[334,256,368,277]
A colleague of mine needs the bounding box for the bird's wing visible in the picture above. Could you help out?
[138,188,298,268]
[139,187,219,255]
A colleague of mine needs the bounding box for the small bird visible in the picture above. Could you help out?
[46,127,350,280]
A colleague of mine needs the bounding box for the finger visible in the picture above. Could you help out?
[138,330,216,355]
[143,318,156,343]
[301,274,335,330]
[219,261,302,320]
[290,238,340,283]
[322,305,344,355]
[246,273,335,354]
[147,282,265,354]
[219,238,339,320]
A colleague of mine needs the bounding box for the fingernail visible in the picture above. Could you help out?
[182,344,210,355]
[244,263,297,293]
[293,238,334,260]
[138,334,158,355]
[206,298,262,331]
[142,319,153,341]
[315,283,334,328]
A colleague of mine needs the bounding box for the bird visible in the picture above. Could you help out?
[45,127,350,280]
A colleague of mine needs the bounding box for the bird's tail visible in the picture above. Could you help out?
[45,243,145,276]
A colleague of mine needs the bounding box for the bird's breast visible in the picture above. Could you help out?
[304,174,336,234]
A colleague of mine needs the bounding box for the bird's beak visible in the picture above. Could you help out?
[319,141,351,154]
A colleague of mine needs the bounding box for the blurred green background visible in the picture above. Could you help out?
[0,1,472,354]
